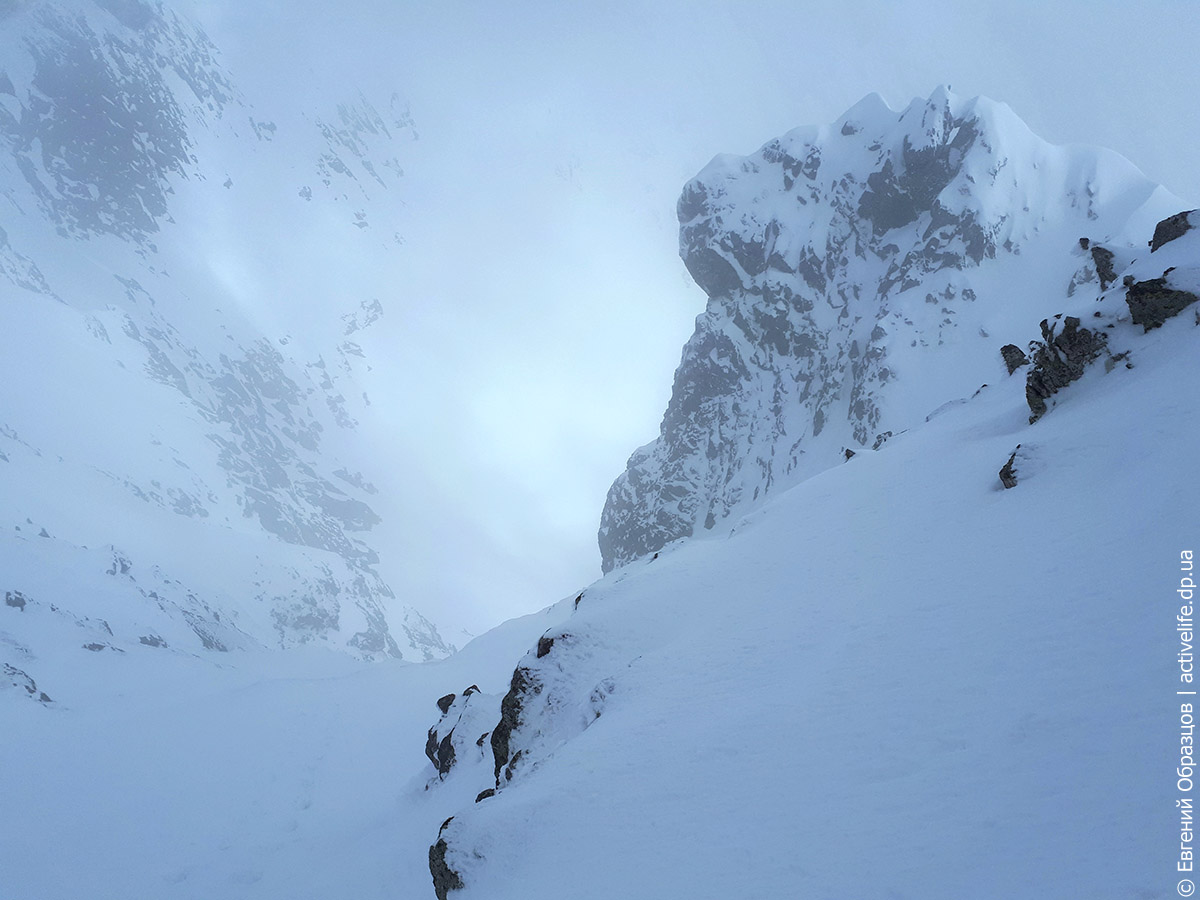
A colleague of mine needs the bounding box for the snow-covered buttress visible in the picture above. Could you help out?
[598,87,1175,572]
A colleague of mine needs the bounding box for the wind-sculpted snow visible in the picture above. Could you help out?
[599,87,1176,572]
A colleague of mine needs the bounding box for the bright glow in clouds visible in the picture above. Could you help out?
[176,0,1200,637]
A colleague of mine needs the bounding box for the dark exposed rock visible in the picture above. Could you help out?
[491,666,538,783]
[424,727,440,769]
[429,818,464,900]
[574,592,584,609]
[1025,317,1108,422]
[536,635,555,658]
[475,788,495,803]
[1125,275,1199,332]
[1150,210,1195,252]
[425,685,496,781]
[999,447,1020,489]
[138,634,166,648]
[435,733,455,779]
[82,642,107,651]
[5,590,27,611]
[1090,245,1117,290]
[843,449,856,461]
[1000,344,1029,375]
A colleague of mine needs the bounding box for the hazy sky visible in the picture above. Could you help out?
[183,0,1200,639]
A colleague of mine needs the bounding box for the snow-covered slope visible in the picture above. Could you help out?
[0,0,449,679]
[599,87,1180,571]
[424,203,1199,899]
[3,71,1195,900]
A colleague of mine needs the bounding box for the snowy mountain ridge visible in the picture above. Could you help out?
[599,87,1179,571]
[417,93,1198,899]
[0,0,449,690]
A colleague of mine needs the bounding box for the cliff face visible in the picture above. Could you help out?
[599,87,1176,572]
[0,0,449,675]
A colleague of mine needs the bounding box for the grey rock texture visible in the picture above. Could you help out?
[429,818,464,900]
[1091,245,1118,290]
[999,448,1020,489]
[1150,210,1196,252]
[1024,317,1109,422]
[1000,344,1029,375]
[598,88,1161,572]
[1125,275,1199,331]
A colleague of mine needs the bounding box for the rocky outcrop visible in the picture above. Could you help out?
[598,87,1169,572]
[1000,344,1029,375]
[1151,210,1196,252]
[428,818,464,900]
[491,666,539,783]
[999,448,1020,489]
[424,685,492,781]
[1125,275,1199,331]
[3,663,51,703]
[1025,317,1108,422]
[1091,245,1118,290]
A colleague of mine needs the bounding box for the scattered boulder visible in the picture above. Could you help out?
[5,590,27,611]
[1150,210,1196,252]
[843,448,856,461]
[1025,317,1108,422]
[1000,344,1029,375]
[1125,275,1199,332]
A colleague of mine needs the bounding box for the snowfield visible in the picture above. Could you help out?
[4,267,1195,898]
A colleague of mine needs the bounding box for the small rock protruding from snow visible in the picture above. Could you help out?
[999,447,1021,489]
